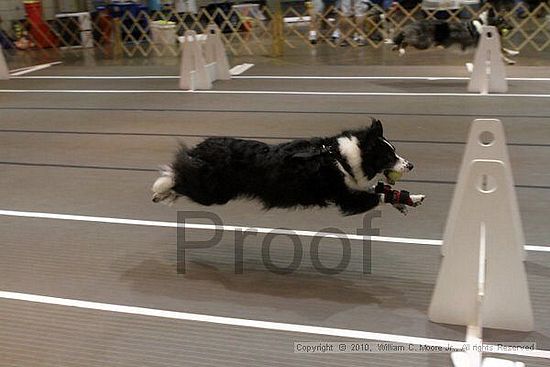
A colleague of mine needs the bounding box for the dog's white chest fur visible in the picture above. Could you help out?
[336,135,370,190]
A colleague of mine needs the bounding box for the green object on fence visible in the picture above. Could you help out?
[155,20,176,26]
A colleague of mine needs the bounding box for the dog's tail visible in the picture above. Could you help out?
[152,144,193,204]
[151,164,176,203]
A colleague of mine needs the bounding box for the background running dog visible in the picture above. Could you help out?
[392,9,518,64]
[152,119,425,216]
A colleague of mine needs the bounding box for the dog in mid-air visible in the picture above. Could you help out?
[151,119,425,216]
[392,9,519,64]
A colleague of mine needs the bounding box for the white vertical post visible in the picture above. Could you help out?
[0,46,9,80]
[179,30,211,90]
[206,24,231,81]
[203,32,217,83]
[468,26,507,94]
[442,119,525,260]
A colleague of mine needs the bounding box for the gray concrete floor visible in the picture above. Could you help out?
[0,48,549,367]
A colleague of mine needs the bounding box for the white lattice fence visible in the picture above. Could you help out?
[2,3,549,57]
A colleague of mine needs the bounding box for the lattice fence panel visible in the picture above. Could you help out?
[2,3,549,57]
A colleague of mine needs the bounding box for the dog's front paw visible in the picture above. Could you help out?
[376,183,425,210]
[393,194,424,215]
[393,203,408,215]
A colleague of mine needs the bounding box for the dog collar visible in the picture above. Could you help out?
[321,143,356,181]
[291,143,355,180]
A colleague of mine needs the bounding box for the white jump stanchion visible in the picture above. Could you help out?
[442,119,526,260]
[0,46,9,80]
[179,25,230,90]
[179,30,211,90]
[429,159,534,332]
[203,27,217,83]
[205,24,231,81]
[468,26,507,94]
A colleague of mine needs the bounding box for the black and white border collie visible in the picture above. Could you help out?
[152,119,425,216]
[392,9,519,64]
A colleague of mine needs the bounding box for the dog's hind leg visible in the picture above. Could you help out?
[502,47,519,56]
[502,54,516,65]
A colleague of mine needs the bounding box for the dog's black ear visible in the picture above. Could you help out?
[370,119,383,136]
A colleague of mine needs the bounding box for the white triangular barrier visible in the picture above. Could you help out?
[205,24,231,81]
[468,26,507,94]
[429,159,533,332]
[179,25,230,90]
[442,119,525,260]
[179,30,211,90]
[0,46,9,80]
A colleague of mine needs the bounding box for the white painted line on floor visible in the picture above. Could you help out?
[11,75,550,82]
[9,63,61,74]
[8,66,37,73]
[0,209,440,246]
[9,62,62,77]
[0,290,548,359]
[525,245,550,252]
[2,89,550,98]
[14,75,179,79]
[229,63,255,76]
[0,209,548,252]
[0,290,465,348]
[235,75,550,82]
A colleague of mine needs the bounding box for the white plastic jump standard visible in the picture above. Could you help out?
[179,30,211,90]
[204,24,231,82]
[468,26,507,94]
[429,159,534,332]
[442,119,525,259]
[179,25,230,90]
[0,46,9,80]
